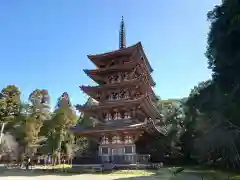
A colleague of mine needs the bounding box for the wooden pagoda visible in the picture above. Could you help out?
[72,17,166,164]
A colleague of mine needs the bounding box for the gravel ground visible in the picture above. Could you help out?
[0,171,158,180]
[0,171,206,180]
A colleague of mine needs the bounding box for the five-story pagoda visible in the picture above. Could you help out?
[72,17,166,164]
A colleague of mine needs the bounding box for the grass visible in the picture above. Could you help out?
[53,164,72,169]
[102,167,240,179]
[36,164,72,169]
[96,168,240,179]
[153,167,240,180]
[108,170,155,177]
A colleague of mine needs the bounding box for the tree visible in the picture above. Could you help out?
[75,97,99,156]
[179,1,240,167]
[206,0,240,93]
[76,97,99,127]
[24,89,51,156]
[0,85,21,145]
[136,99,186,162]
[191,0,240,167]
[48,92,77,164]
[185,80,240,167]
[206,0,240,127]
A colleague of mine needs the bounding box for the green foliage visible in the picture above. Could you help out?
[43,92,78,161]
[0,86,93,161]
[77,97,99,128]
[21,89,51,154]
[0,85,21,147]
[187,0,240,167]
[0,85,21,123]
[137,99,186,159]
[206,0,240,93]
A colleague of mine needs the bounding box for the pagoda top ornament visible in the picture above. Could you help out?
[119,16,126,49]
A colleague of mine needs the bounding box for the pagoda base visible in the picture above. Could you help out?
[72,154,150,165]
[99,143,150,164]
[99,154,137,164]
[99,143,137,164]
[100,153,150,164]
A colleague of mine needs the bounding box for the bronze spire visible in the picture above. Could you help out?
[119,16,126,49]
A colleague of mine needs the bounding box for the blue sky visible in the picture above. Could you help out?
[0,0,220,108]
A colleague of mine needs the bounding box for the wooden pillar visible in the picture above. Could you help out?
[98,146,101,156]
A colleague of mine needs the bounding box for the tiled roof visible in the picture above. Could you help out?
[87,42,153,73]
[87,43,139,60]
[71,120,146,134]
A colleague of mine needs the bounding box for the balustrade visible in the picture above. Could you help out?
[103,110,133,121]
[106,90,142,102]
[100,135,134,145]
[101,136,109,144]
[107,72,132,84]
[108,92,129,101]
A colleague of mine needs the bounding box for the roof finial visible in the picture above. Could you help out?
[119,16,126,49]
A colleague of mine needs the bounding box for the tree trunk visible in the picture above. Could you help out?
[0,122,6,145]
[58,130,65,165]
[58,140,62,164]
[52,157,56,166]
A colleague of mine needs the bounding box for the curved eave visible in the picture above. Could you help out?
[148,75,156,87]
[132,45,155,86]
[82,62,137,85]
[80,78,157,102]
[83,61,137,75]
[87,43,138,64]
[80,79,140,92]
[148,118,168,136]
[137,42,154,73]
[142,95,163,120]
[83,69,105,85]
[141,96,167,135]
[76,95,147,112]
[71,123,145,135]
[84,75,153,91]
[132,62,155,87]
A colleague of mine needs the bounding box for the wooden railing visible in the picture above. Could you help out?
[99,154,151,164]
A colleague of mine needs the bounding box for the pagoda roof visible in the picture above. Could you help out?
[83,61,136,75]
[71,121,146,135]
[76,95,162,120]
[81,78,143,91]
[80,78,157,101]
[141,94,163,120]
[83,61,156,86]
[82,61,136,85]
[87,42,153,73]
[76,95,146,111]
[71,118,167,136]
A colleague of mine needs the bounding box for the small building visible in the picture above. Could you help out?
[71,17,166,164]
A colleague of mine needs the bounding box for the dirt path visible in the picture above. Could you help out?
[0,173,205,180]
